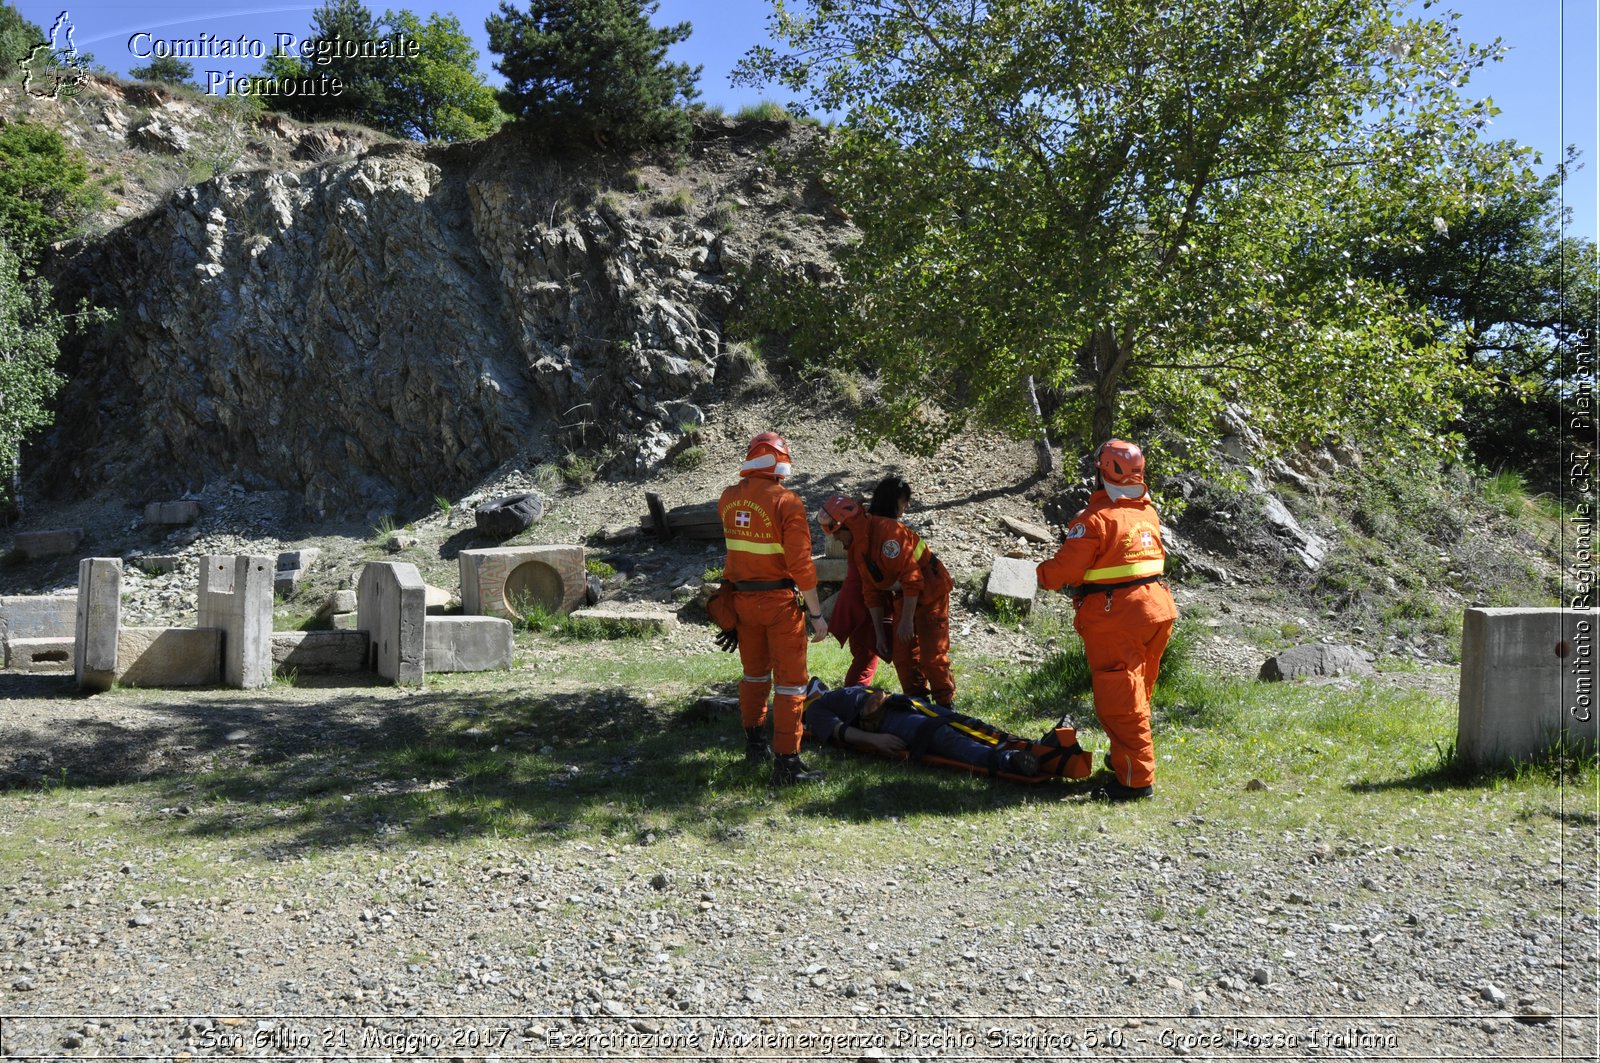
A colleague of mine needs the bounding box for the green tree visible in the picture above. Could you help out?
[736,0,1507,468]
[0,237,68,504]
[377,11,504,140]
[0,122,100,251]
[128,54,195,85]
[259,2,503,141]
[1361,143,1598,481]
[0,3,43,77]
[486,0,701,150]
[258,0,390,126]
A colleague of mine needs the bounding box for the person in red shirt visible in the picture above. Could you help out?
[817,493,956,708]
[827,475,916,689]
[718,432,829,786]
[1036,439,1177,801]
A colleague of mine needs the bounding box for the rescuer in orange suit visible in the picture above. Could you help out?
[1036,439,1177,801]
[718,432,829,786]
[817,494,957,709]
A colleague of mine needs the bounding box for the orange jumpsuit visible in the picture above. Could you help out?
[1036,491,1176,789]
[719,475,818,756]
[850,515,955,706]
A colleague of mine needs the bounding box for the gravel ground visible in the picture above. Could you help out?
[0,665,1595,1061]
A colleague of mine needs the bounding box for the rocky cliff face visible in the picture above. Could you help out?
[46,114,845,517]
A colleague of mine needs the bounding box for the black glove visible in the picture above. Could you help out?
[714,628,739,652]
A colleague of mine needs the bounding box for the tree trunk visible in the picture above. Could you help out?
[1025,374,1058,475]
[1090,327,1127,445]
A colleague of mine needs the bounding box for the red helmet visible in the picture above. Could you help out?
[1096,438,1146,486]
[741,432,792,478]
[817,493,863,535]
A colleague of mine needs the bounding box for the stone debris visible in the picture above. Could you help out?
[1259,644,1376,682]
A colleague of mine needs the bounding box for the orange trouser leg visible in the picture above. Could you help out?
[1076,615,1164,789]
[735,591,809,753]
[736,598,774,730]
[895,595,953,705]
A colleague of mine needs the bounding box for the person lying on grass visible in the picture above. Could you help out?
[801,678,1096,781]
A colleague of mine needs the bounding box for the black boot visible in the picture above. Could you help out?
[744,727,772,764]
[771,753,824,786]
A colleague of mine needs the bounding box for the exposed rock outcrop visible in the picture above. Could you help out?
[47,119,845,516]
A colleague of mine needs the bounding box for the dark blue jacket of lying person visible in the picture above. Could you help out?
[800,681,1043,778]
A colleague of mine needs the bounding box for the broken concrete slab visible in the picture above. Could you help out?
[143,501,200,526]
[569,606,679,636]
[330,612,360,631]
[1259,644,1375,681]
[4,636,73,672]
[74,558,122,692]
[424,616,513,672]
[1458,607,1600,767]
[115,627,221,687]
[1001,515,1055,544]
[460,545,586,619]
[14,529,83,561]
[358,561,426,685]
[271,631,369,675]
[984,555,1038,615]
[0,595,77,641]
[198,555,274,689]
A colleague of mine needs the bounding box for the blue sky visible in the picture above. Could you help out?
[17,0,1598,238]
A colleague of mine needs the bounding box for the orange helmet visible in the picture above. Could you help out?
[1096,439,1146,486]
[817,493,863,535]
[741,432,792,478]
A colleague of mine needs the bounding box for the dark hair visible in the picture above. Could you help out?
[868,475,912,517]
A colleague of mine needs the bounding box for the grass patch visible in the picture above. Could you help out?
[670,445,706,472]
[652,188,693,217]
[735,101,791,122]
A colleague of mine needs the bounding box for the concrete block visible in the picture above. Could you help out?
[1458,607,1600,767]
[14,529,83,560]
[813,557,849,583]
[74,558,122,691]
[358,561,426,686]
[984,555,1038,615]
[4,636,73,672]
[198,555,275,689]
[274,548,321,596]
[424,616,513,672]
[459,545,586,619]
[569,606,679,636]
[143,500,200,526]
[271,631,369,675]
[331,612,360,631]
[0,595,77,641]
[115,627,221,687]
[317,589,358,619]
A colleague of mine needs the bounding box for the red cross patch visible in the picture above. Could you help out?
[734,511,751,528]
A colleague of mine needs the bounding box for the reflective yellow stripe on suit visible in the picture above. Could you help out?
[1081,558,1164,583]
[726,540,785,555]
